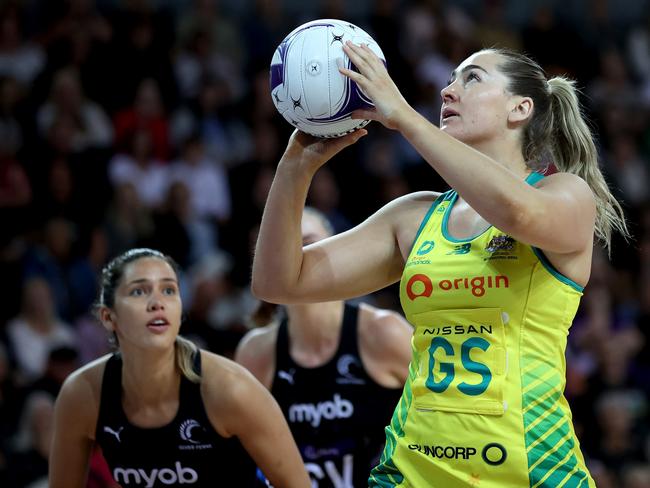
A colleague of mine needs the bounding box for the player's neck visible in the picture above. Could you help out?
[120,348,179,406]
[286,301,345,361]
[469,134,528,177]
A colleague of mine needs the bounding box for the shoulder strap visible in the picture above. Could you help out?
[96,353,122,436]
[526,171,545,185]
[411,191,450,250]
[337,303,360,355]
[274,317,292,369]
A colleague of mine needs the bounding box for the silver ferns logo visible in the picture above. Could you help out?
[180,419,202,444]
[336,354,365,385]
[178,419,213,450]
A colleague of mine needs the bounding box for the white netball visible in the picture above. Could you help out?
[269,19,385,138]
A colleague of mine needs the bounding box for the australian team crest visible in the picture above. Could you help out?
[485,235,516,261]
[485,235,515,253]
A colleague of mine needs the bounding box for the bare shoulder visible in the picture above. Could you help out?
[235,324,278,368]
[201,350,253,386]
[537,172,596,200]
[538,171,588,186]
[60,354,108,403]
[374,191,442,260]
[359,303,413,349]
[200,350,263,407]
[358,303,412,387]
[200,350,272,436]
[55,354,110,439]
[379,190,441,216]
[234,323,279,389]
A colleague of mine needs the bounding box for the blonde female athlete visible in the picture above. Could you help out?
[49,248,309,488]
[251,44,628,487]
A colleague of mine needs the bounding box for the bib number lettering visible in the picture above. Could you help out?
[426,337,492,396]
[412,308,506,415]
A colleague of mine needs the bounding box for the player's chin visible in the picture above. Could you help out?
[439,124,461,137]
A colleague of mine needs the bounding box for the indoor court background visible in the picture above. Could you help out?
[0,0,649,486]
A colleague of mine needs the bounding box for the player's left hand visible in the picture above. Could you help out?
[340,41,411,130]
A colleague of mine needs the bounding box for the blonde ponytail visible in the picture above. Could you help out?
[175,335,200,383]
[547,77,629,250]
[491,48,630,251]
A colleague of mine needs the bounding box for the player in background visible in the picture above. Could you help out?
[237,207,412,487]
[49,248,310,488]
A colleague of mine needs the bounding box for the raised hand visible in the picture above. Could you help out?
[283,128,367,174]
[340,41,411,130]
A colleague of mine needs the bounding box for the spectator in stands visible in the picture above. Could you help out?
[5,277,75,383]
[36,67,113,153]
[108,129,170,209]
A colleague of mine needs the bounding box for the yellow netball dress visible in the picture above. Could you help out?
[369,173,595,488]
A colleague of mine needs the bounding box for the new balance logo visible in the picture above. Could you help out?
[104,426,124,443]
[447,243,471,255]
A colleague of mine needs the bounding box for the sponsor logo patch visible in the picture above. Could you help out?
[113,462,198,486]
[288,394,354,427]
[406,274,509,300]
[408,444,477,460]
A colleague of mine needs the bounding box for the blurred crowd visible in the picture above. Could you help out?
[0,0,649,486]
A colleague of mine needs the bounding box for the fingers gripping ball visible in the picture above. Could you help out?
[270,19,385,138]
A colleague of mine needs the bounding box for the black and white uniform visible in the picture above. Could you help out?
[95,353,257,487]
[271,304,402,488]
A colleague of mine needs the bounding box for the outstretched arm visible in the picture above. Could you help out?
[252,130,407,304]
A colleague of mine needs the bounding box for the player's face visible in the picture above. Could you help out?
[439,51,514,144]
[108,257,182,351]
[301,213,331,246]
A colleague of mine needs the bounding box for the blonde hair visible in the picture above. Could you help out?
[175,335,200,383]
[492,49,629,251]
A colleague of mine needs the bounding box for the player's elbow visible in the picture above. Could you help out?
[251,278,275,303]
[251,277,291,304]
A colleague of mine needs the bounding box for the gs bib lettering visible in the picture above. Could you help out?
[412,307,507,415]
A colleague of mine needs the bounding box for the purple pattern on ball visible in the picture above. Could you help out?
[270,22,340,93]
[269,20,386,137]
[269,40,289,92]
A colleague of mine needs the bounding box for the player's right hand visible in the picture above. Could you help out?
[281,128,367,174]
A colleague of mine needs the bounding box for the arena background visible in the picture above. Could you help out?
[1,0,649,486]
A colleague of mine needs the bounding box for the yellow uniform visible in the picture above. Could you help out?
[370,173,595,487]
